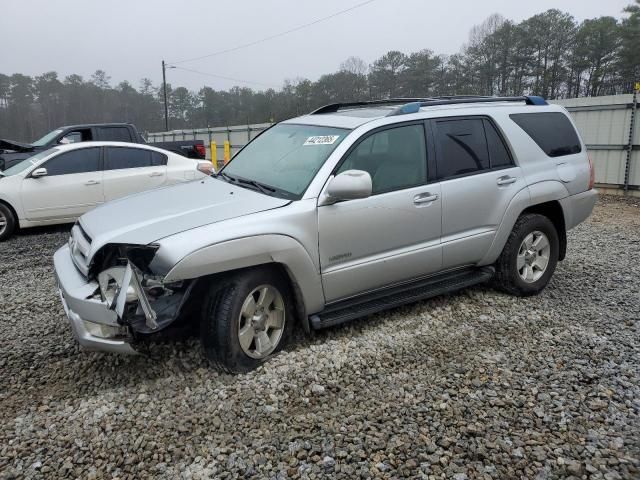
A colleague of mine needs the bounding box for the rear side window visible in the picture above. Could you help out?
[510,112,581,157]
[105,147,153,170]
[99,127,132,142]
[151,151,168,166]
[43,148,101,176]
[434,118,489,178]
[483,119,513,168]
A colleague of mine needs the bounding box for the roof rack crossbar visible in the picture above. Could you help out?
[310,98,438,115]
[311,95,548,116]
[386,95,547,116]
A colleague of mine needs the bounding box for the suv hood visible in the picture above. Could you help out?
[80,177,290,255]
[0,139,34,153]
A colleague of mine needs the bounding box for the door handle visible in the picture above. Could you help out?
[84,180,100,186]
[149,171,164,177]
[414,192,439,205]
[497,175,517,186]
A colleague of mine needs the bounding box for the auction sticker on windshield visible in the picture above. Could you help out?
[304,135,340,146]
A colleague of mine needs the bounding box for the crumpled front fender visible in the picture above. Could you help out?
[160,235,325,316]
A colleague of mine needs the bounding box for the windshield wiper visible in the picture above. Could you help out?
[216,172,237,184]
[235,177,277,195]
[217,171,278,196]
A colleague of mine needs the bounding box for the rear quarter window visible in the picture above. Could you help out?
[151,151,167,166]
[510,112,581,158]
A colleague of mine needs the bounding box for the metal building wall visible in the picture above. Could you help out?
[147,94,639,193]
[552,94,639,192]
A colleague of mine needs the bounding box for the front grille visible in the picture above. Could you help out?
[69,223,92,277]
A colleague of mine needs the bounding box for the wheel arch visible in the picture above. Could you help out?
[520,201,567,261]
[479,181,569,265]
[162,235,325,328]
[0,198,19,225]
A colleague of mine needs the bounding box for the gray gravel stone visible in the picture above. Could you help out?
[1,196,639,479]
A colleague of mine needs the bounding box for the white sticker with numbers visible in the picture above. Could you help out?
[304,135,340,146]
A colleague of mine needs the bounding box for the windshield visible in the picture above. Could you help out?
[221,124,349,198]
[2,148,59,176]
[31,129,63,147]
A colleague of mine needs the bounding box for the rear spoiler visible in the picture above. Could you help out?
[0,138,34,153]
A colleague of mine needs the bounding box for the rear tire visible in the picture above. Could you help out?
[494,213,559,296]
[0,203,16,242]
[200,267,294,373]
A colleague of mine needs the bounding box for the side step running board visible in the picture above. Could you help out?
[310,266,494,330]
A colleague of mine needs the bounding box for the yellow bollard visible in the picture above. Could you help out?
[224,140,231,164]
[210,141,217,171]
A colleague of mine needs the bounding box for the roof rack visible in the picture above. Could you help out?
[310,95,548,116]
[310,98,436,115]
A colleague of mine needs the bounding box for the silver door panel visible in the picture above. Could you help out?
[442,230,494,270]
[440,167,525,267]
[319,184,442,302]
[322,238,441,301]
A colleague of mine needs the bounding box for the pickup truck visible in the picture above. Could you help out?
[0,123,206,170]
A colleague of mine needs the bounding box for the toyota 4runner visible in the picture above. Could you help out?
[54,96,597,372]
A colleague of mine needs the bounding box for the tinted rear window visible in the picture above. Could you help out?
[483,119,513,168]
[151,151,168,166]
[105,147,152,170]
[510,112,581,157]
[435,118,489,178]
[99,127,132,142]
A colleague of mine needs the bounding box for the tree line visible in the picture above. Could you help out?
[1,3,639,142]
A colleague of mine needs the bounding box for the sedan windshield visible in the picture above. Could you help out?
[2,148,58,176]
[221,124,348,198]
[31,129,63,147]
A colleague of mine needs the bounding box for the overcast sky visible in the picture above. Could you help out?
[1,0,632,92]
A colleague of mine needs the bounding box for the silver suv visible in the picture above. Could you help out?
[54,96,597,372]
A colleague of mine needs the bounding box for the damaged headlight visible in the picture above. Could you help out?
[98,267,137,306]
[89,244,159,279]
[98,263,159,330]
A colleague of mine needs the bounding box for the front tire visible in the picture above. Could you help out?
[0,203,16,242]
[201,267,294,373]
[495,213,559,296]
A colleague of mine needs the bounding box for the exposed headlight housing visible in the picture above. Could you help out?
[98,263,158,330]
[98,267,137,306]
[90,244,159,279]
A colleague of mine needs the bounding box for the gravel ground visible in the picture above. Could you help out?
[0,195,639,480]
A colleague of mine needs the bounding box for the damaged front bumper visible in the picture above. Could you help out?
[55,243,192,354]
[54,245,138,354]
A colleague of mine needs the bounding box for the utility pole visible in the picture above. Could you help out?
[624,83,639,193]
[162,60,169,132]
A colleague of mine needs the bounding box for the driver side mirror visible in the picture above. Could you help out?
[31,168,48,178]
[321,169,372,205]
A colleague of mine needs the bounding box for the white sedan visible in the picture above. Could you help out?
[0,142,213,241]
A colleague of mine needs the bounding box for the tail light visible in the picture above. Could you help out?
[588,154,595,189]
[195,144,206,157]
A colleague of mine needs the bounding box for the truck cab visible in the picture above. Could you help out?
[0,123,205,170]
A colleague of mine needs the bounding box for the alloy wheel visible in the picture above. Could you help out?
[0,210,7,237]
[237,284,286,359]
[517,230,551,283]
